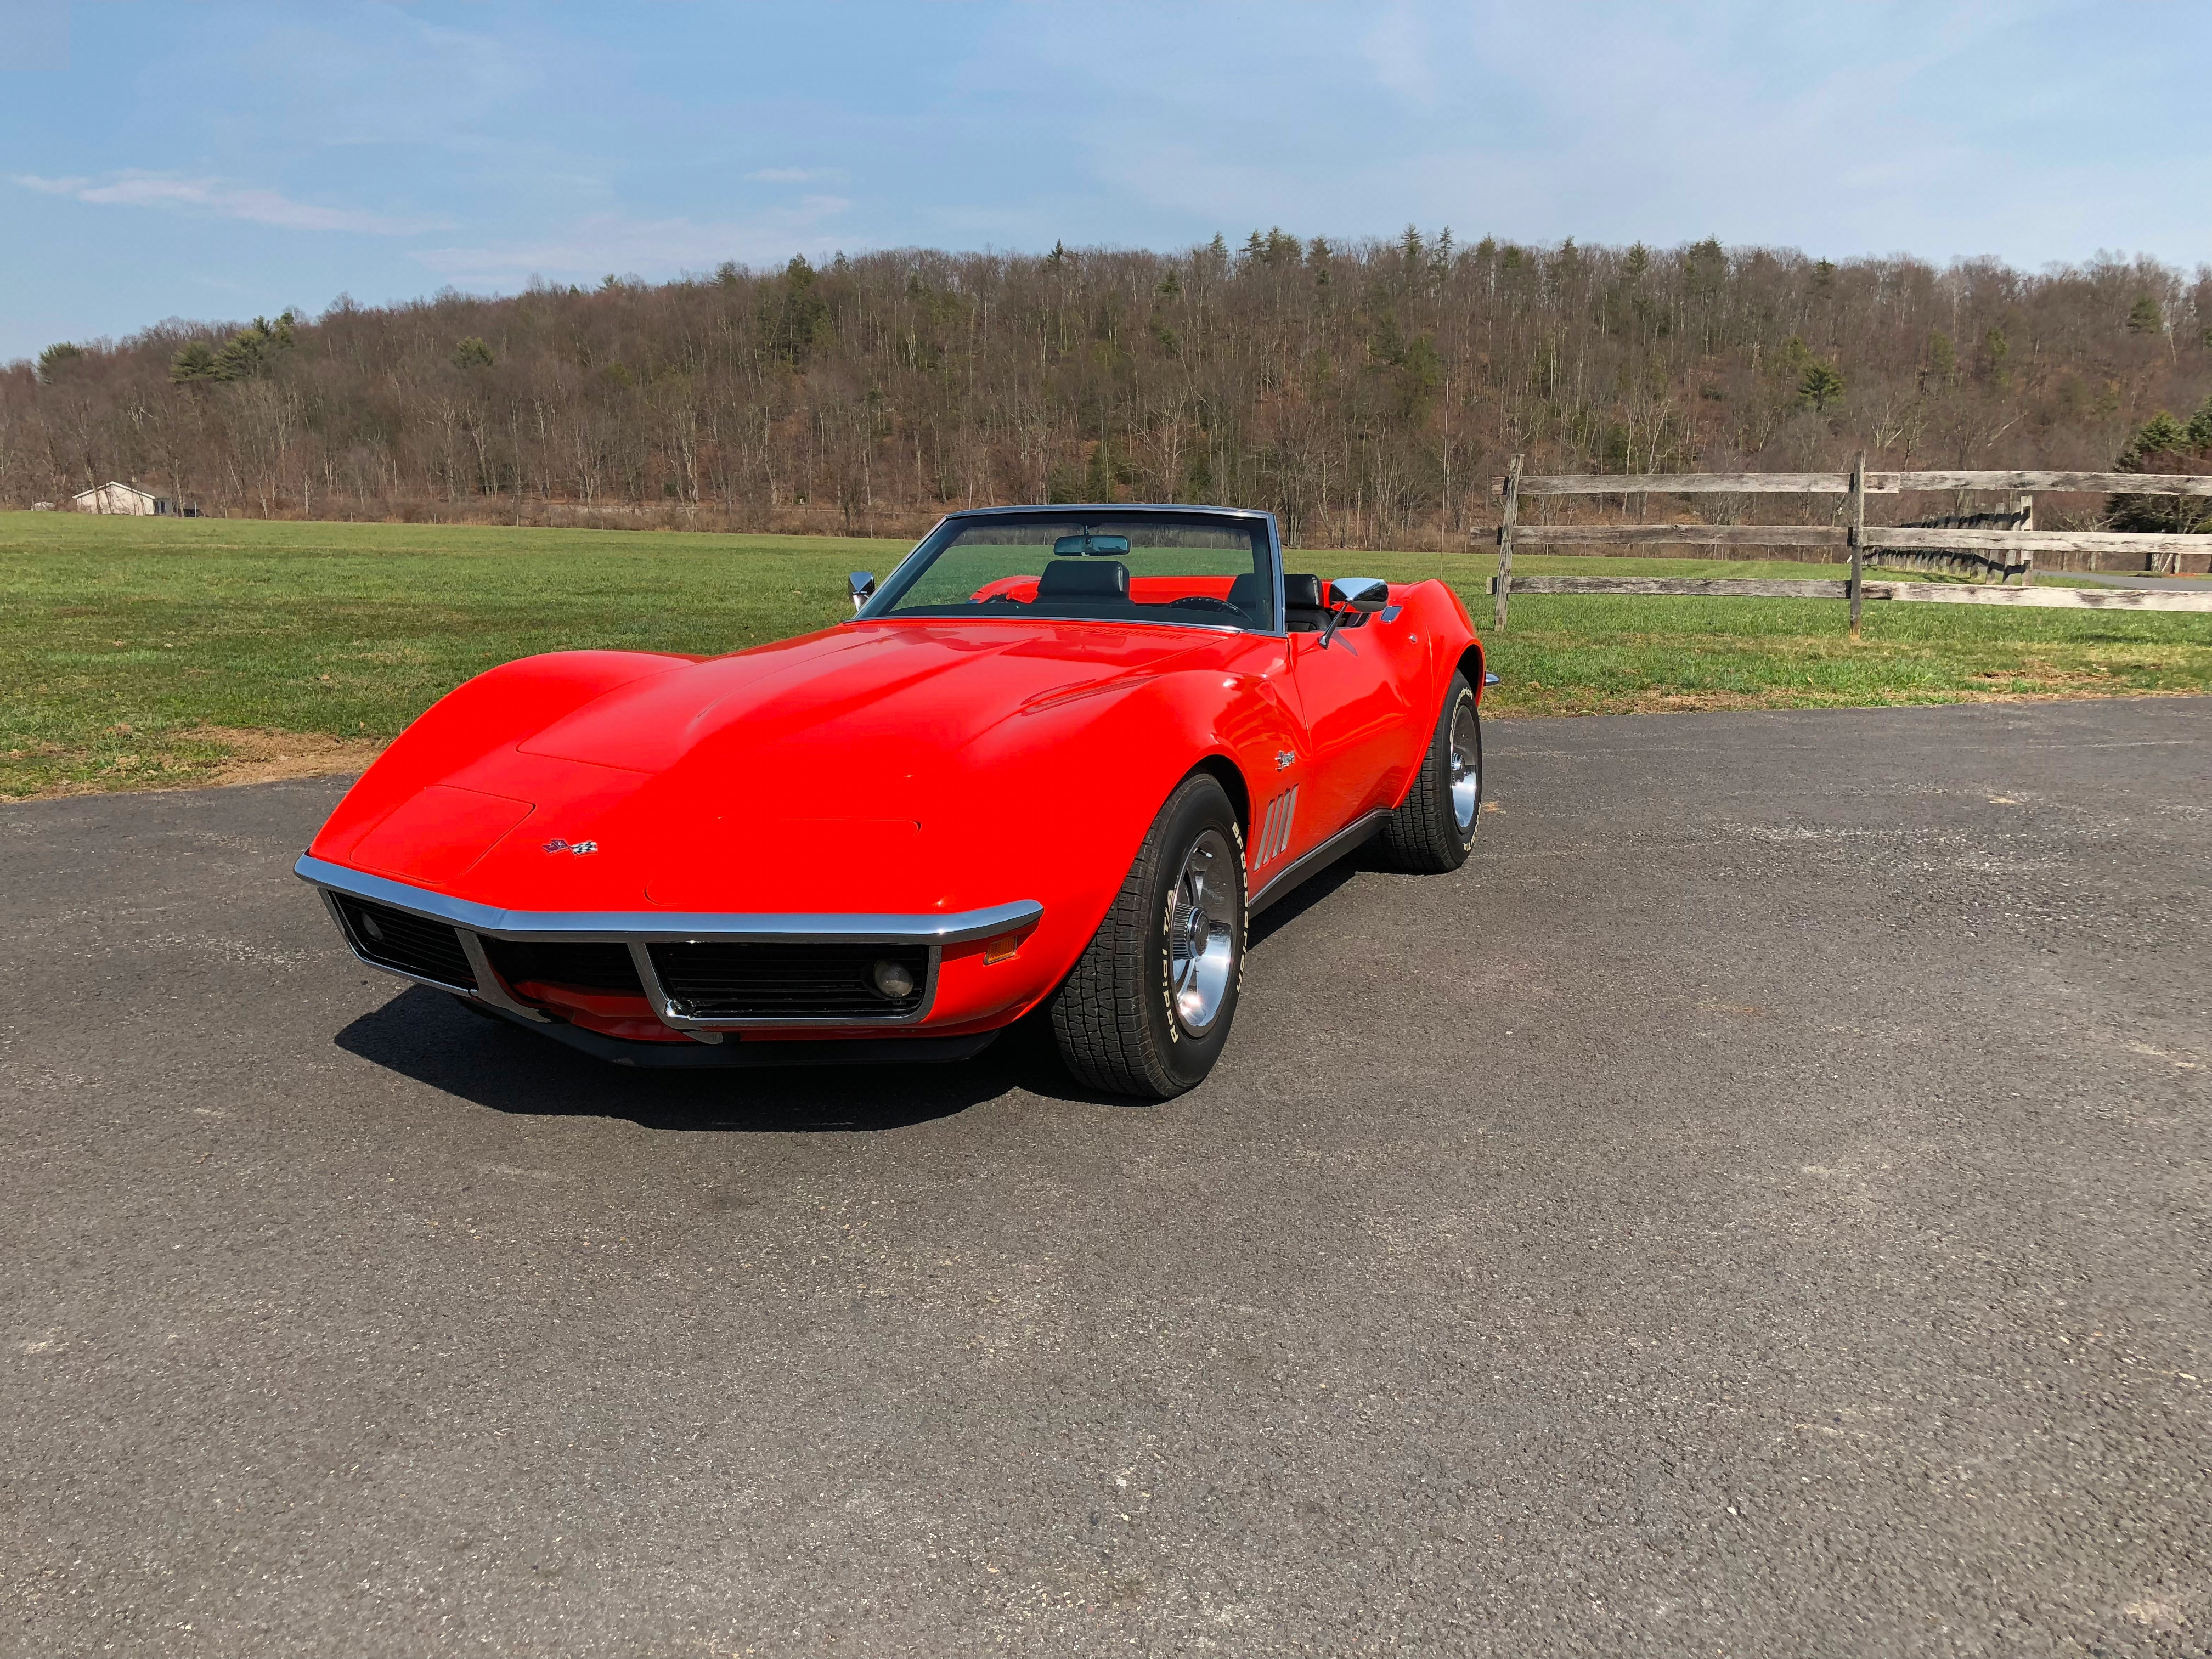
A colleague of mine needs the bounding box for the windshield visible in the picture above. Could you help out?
[863,511,1278,632]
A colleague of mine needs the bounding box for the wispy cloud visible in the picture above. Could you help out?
[12,171,437,234]
[413,199,856,278]
[992,0,2136,264]
[747,167,847,184]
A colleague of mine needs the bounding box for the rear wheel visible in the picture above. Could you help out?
[1378,672,1481,873]
[1051,773,1245,1099]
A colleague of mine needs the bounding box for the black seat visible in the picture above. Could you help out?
[1035,559,1130,602]
[1224,572,1266,624]
[1283,572,1329,632]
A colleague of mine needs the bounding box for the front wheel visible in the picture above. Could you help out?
[1051,773,1245,1099]
[1377,672,1481,873]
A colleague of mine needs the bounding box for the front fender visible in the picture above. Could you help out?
[940,658,1297,1013]
[311,650,694,860]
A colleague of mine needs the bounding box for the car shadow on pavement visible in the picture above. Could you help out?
[333,859,1375,1130]
[335,987,1046,1131]
[1246,856,1365,949]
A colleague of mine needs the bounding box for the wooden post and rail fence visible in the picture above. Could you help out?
[1485,459,2212,632]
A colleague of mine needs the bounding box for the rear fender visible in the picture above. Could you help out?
[1457,641,1488,703]
[1374,581,1483,810]
[1433,581,1487,702]
[1396,579,1481,709]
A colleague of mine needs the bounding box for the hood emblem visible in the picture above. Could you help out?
[542,838,599,856]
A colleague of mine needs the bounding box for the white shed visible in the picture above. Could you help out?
[73,481,174,515]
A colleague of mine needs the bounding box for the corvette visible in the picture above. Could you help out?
[298,505,1487,1098]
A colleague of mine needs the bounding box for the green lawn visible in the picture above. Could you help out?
[4,512,2209,798]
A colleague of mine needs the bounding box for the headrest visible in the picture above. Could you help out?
[1036,559,1130,599]
[1283,573,1324,608]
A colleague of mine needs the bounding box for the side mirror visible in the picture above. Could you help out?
[848,571,877,613]
[1330,577,1390,612]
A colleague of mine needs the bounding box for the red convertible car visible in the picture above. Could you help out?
[298,505,1487,1098]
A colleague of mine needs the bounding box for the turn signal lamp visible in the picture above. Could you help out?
[982,932,1023,964]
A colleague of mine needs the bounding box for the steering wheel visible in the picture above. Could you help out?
[1169,595,1242,614]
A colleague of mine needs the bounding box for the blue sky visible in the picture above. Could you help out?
[3,0,2207,364]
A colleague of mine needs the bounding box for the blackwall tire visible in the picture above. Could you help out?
[1050,772,1245,1100]
[1378,672,1481,873]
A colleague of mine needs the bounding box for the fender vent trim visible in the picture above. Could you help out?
[1255,785,1300,865]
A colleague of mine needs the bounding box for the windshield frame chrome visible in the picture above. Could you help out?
[853,503,1287,639]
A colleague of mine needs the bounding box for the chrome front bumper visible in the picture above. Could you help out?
[296,853,1043,1042]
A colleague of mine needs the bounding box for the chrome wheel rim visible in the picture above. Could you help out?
[1449,698,1481,832]
[1167,827,1239,1039]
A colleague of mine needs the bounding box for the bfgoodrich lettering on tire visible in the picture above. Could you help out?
[1050,772,1245,1099]
[1378,671,1480,873]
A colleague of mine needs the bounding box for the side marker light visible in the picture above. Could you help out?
[983,933,1023,964]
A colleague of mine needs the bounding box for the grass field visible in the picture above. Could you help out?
[4,511,2210,799]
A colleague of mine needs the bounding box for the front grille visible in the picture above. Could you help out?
[648,942,930,1021]
[481,939,643,996]
[336,896,476,990]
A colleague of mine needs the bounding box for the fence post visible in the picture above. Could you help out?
[1495,453,1521,632]
[2016,493,2035,584]
[1848,451,1866,638]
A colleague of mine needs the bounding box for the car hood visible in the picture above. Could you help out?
[519,619,1207,774]
[336,620,1223,912]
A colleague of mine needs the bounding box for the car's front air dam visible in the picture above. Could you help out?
[297,853,1048,1052]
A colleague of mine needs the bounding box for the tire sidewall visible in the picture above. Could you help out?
[1443,680,1481,854]
[1144,777,1245,1090]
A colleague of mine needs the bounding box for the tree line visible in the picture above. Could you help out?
[5,228,2210,544]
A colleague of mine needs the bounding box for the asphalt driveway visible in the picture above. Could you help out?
[4,698,2208,1657]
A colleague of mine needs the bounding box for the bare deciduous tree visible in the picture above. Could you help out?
[2,240,2207,544]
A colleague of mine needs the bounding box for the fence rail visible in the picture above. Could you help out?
[1485,457,2212,632]
[1488,575,2212,612]
[1492,470,2212,497]
[1863,527,2212,555]
[1513,523,1847,548]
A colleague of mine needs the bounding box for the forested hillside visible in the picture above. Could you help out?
[7,230,2210,545]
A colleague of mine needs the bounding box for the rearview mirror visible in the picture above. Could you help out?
[848,571,877,612]
[1330,577,1389,612]
[1052,533,1131,557]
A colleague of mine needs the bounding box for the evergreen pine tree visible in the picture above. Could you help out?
[2108,411,2211,534]
[169,341,218,383]
[1797,359,1844,413]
